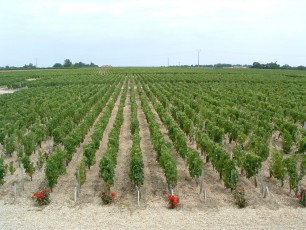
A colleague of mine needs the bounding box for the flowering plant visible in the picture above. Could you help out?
[101,191,116,204]
[111,192,116,197]
[168,194,179,209]
[32,189,50,206]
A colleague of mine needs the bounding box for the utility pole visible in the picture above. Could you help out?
[197,49,201,67]
[168,57,169,67]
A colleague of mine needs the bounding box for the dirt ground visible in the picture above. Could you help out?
[1,200,305,230]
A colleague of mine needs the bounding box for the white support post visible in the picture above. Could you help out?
[259,168,265,194]
[264,186,270,198]
[77,169,80,197]
[74,186,78,202]
[199,167,204,194]
[170,184,174,195]
[14,182,17,203]
[204,189,207,203]
[20,165,24,191]
[136,186,140,206]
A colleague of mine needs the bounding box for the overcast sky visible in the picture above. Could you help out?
[0,0,305,67]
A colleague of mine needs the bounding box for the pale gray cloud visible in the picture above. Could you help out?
[0,0,305,67]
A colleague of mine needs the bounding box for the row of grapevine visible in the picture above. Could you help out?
[137,81,178,189]
[163,81,306,192]
[44,80,123,189]
[151,80,262,188]
[141,74,306,193]
[139,81,204,181]
[270,151,306,194]
[0,84,109,162]
[129,80,144,188]
[81,81,123,170]
[0,69,121,160]
[99,81,128,193]
[167,80,302,154]
[63,82,120,164]
[142,80,239,190]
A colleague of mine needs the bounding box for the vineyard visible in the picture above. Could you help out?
[0,67,306,216]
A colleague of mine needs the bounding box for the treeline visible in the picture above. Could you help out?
[0,63,37,69]
[251,62,306,70]
[169,64,249,68]
[169,62,306,70]
[0,59,98,69]
[52,59,98,68]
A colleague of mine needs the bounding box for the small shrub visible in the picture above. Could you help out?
[8,161,15,175]
[234,186,246,208]
[0,157,6,185]
[32,189,50,206]
[37,152,46,170]
[75,159,86,186]
[168,194,180,209]
[101,191,116,204]
[21,156,35,181]
[299,189,306,207]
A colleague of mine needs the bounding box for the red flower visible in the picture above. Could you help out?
[111,192,116,197]
[167,194,180,208]
[32,189,50,206]
[297,194,301,199]
[173,197,179,205]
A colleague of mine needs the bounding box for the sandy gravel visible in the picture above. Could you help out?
[1,199,305,230]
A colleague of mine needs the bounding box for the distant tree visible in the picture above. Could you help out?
[251,61,280,69]
[63,59,72,68]
[214,63,233,68]
[90,62,98,67]
[53,63,62,68]
[73,61,98,68]
[251,62,262,68]
[23,63,36,69]
[73,62,86,68]
[297,65,306,70]
[281,64,292,69]
[266,62,280,69]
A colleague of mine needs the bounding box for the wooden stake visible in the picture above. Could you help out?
[199,167,204,194]
[74,186,77,202]
[14,182,17,203]
[259,168,265,194]
[204,189,207,203]
[77,169,80,197]
[20,166,24,191]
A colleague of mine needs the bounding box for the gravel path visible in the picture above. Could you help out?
[1,200,305,230]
